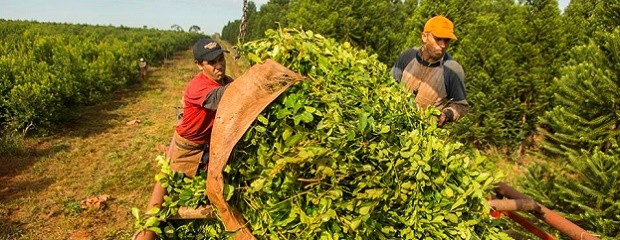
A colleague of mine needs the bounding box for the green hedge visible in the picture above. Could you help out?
[0,20,204,133]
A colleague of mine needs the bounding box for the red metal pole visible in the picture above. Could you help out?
[494,182,600,240]
[502,211,557,240]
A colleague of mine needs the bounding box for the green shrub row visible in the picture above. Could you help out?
[0,20,204,133]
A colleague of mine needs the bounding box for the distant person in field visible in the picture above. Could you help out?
[391,15,468,127]
[138,38,232,240]
[139,58,148,81]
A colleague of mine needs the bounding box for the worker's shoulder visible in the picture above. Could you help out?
[443,59,465,81]
[444,59,463,70]
[400,48,418,58]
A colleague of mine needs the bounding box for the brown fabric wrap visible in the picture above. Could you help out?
[206,59,304,239]
[169,131,205,177]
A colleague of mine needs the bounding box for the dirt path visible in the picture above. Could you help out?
[0,46,245,240]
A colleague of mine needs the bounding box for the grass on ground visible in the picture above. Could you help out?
[0,47,238,240]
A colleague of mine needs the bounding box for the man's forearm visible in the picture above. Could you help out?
[443,100,469,122]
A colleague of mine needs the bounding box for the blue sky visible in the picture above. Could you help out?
[2,0,570,35]
[1,0,269,35]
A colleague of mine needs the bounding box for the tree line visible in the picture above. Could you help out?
[221,1,620,237]
[221,0,619,156]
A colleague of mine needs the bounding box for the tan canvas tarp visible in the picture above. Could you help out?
[207,59,304,239]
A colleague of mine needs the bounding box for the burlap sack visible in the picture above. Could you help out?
[207,59,304,239]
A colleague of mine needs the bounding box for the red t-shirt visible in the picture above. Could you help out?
[175,72,224,145]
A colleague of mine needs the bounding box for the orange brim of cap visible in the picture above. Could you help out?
[431,29,457,40]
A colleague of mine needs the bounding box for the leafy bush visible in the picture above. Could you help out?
[0,20,203,134]
[138,28,511,239]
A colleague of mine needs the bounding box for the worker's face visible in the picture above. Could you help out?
[199,54,226,82]
[422,32,451,60]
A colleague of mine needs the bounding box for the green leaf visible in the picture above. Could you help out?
[475,172,491,182]
[445,213,459,223]
[285,134,303,147]
[416,171,428,180]
[248,52,262,63]
[254,125,267,133]
[378,125,390,134]
[400,150,413,158]
[257,114,269,125]
[144,216,160,228]
[358,112,368,132]
[350,218,362,231]
[451,197,466,211]
[304,106,316,113]
[224,184,235,201]
[146,207,160,216]
[131,208,140,220]
[359,205,371,215]
[282,127,292,140]
[443,187,454,198]
[250,178,266,192]
[164,226,175,235]
[432,215,444,222]
[148,226,162,235]
[276,108,291,119]
[300,111,314,123]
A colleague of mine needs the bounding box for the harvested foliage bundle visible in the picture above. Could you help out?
[142,28,509,240]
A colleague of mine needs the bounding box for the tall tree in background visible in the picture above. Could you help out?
[221,1,257,43]
[562,0,601,49]
[221,20,242,42]
[446,0,523,148]
[286,0,408,63]
[523,2,620,237]
[245,0,289,41]
[188,25,201,33]
[391,0,420,56]
[170,24,183,31]
[499,0,564,152]
[539,0,620,155]
[592,1,620,35]
[540,29,620,155]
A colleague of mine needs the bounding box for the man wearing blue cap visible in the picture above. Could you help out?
[169,38,233,176]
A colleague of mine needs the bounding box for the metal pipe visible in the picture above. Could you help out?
[488,199,541,212]
[494,182,600,240]
[502,211,557,240]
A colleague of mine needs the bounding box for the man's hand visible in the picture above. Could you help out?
[437,109,454,127]
[437,112,448,127]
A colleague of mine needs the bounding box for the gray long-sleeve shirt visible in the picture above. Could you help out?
[391,48,469,122]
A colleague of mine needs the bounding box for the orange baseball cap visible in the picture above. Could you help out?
[424,16,457,40]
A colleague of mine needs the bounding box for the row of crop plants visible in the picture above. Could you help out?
[0,20,205,134]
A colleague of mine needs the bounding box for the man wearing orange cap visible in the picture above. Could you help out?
[391,15,468,126]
